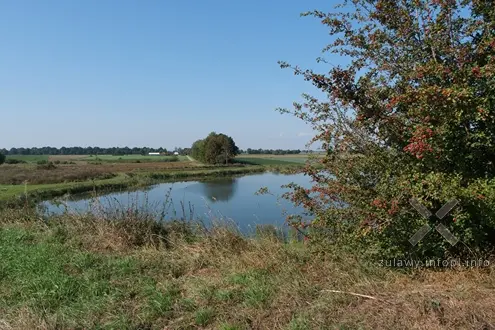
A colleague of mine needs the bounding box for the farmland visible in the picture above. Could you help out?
[5,154,189,164]
[235,153,320,165]
[82,154,188,163]
[5,155,49,163]
[0,154,306,203]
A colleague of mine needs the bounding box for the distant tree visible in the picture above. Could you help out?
[191,132,239,164]
[0,153,5,165]
[191,139,206,161]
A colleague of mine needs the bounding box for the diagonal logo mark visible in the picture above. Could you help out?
[435,199,459,219]
[436,223,459,246]
[408,224,432,246]
[409,198,459,246]
[409,198,433,219]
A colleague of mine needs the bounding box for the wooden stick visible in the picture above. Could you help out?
[321,290,393,304]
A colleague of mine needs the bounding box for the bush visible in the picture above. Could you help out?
[4,159,26,164]
[0,153,5,165]
[280,1,495,259]
[36,161,57,170]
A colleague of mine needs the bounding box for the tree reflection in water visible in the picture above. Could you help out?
[201,177,238,202]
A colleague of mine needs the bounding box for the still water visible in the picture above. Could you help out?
[42,172,313,233]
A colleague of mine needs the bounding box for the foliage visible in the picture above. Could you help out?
[36,161,57,170]
[191,132,239,164]
[4,155,48,163]
[280,0,495,259]
[4,159,26,164]
[0,153,5,165]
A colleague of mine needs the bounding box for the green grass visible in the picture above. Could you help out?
[0,226,175,329]
[275,156,310,163]
[0,174,131,203]
[0,208,494,329]
[5,155,49,163]
[235,157,301,165]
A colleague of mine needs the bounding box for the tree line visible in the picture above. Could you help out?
[0,147,185,156]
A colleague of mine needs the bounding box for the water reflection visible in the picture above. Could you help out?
[41,173,313,233]
[200,177,238,202]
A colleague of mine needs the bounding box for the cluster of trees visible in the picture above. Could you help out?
[191,132,239,164]
[0,153,5,165]
[242,148,302,155]
[279,0,495,259]
[0,147,186,156]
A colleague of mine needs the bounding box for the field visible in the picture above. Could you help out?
[235,154,321,165]
[0,161,201,185]
[5,155,49,163]
[0,154,302,203]
[4,154,188,164]
[82,154,189,162]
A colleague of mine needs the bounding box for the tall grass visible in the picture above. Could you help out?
[0,202,494,329]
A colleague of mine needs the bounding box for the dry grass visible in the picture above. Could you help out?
[47,155,87,162]
[0,207,494,329]
[0,162,201,185]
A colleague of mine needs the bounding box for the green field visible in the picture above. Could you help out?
[5,155,49,163]
[235,157,300,165]
[235,154,316,165]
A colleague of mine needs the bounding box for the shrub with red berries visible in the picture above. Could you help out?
[279,0,495,259]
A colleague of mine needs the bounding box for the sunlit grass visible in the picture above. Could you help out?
[0,206,494,329]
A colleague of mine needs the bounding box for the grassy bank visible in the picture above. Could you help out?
[0,164,301,205]
[0,208,494,329]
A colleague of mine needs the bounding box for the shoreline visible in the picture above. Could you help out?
[0,164,303,206]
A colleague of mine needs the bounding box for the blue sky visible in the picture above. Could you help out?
[0,0,339,150]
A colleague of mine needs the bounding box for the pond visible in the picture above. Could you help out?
[41,172,314,234]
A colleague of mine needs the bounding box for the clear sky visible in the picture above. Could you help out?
[0,0,338,150]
